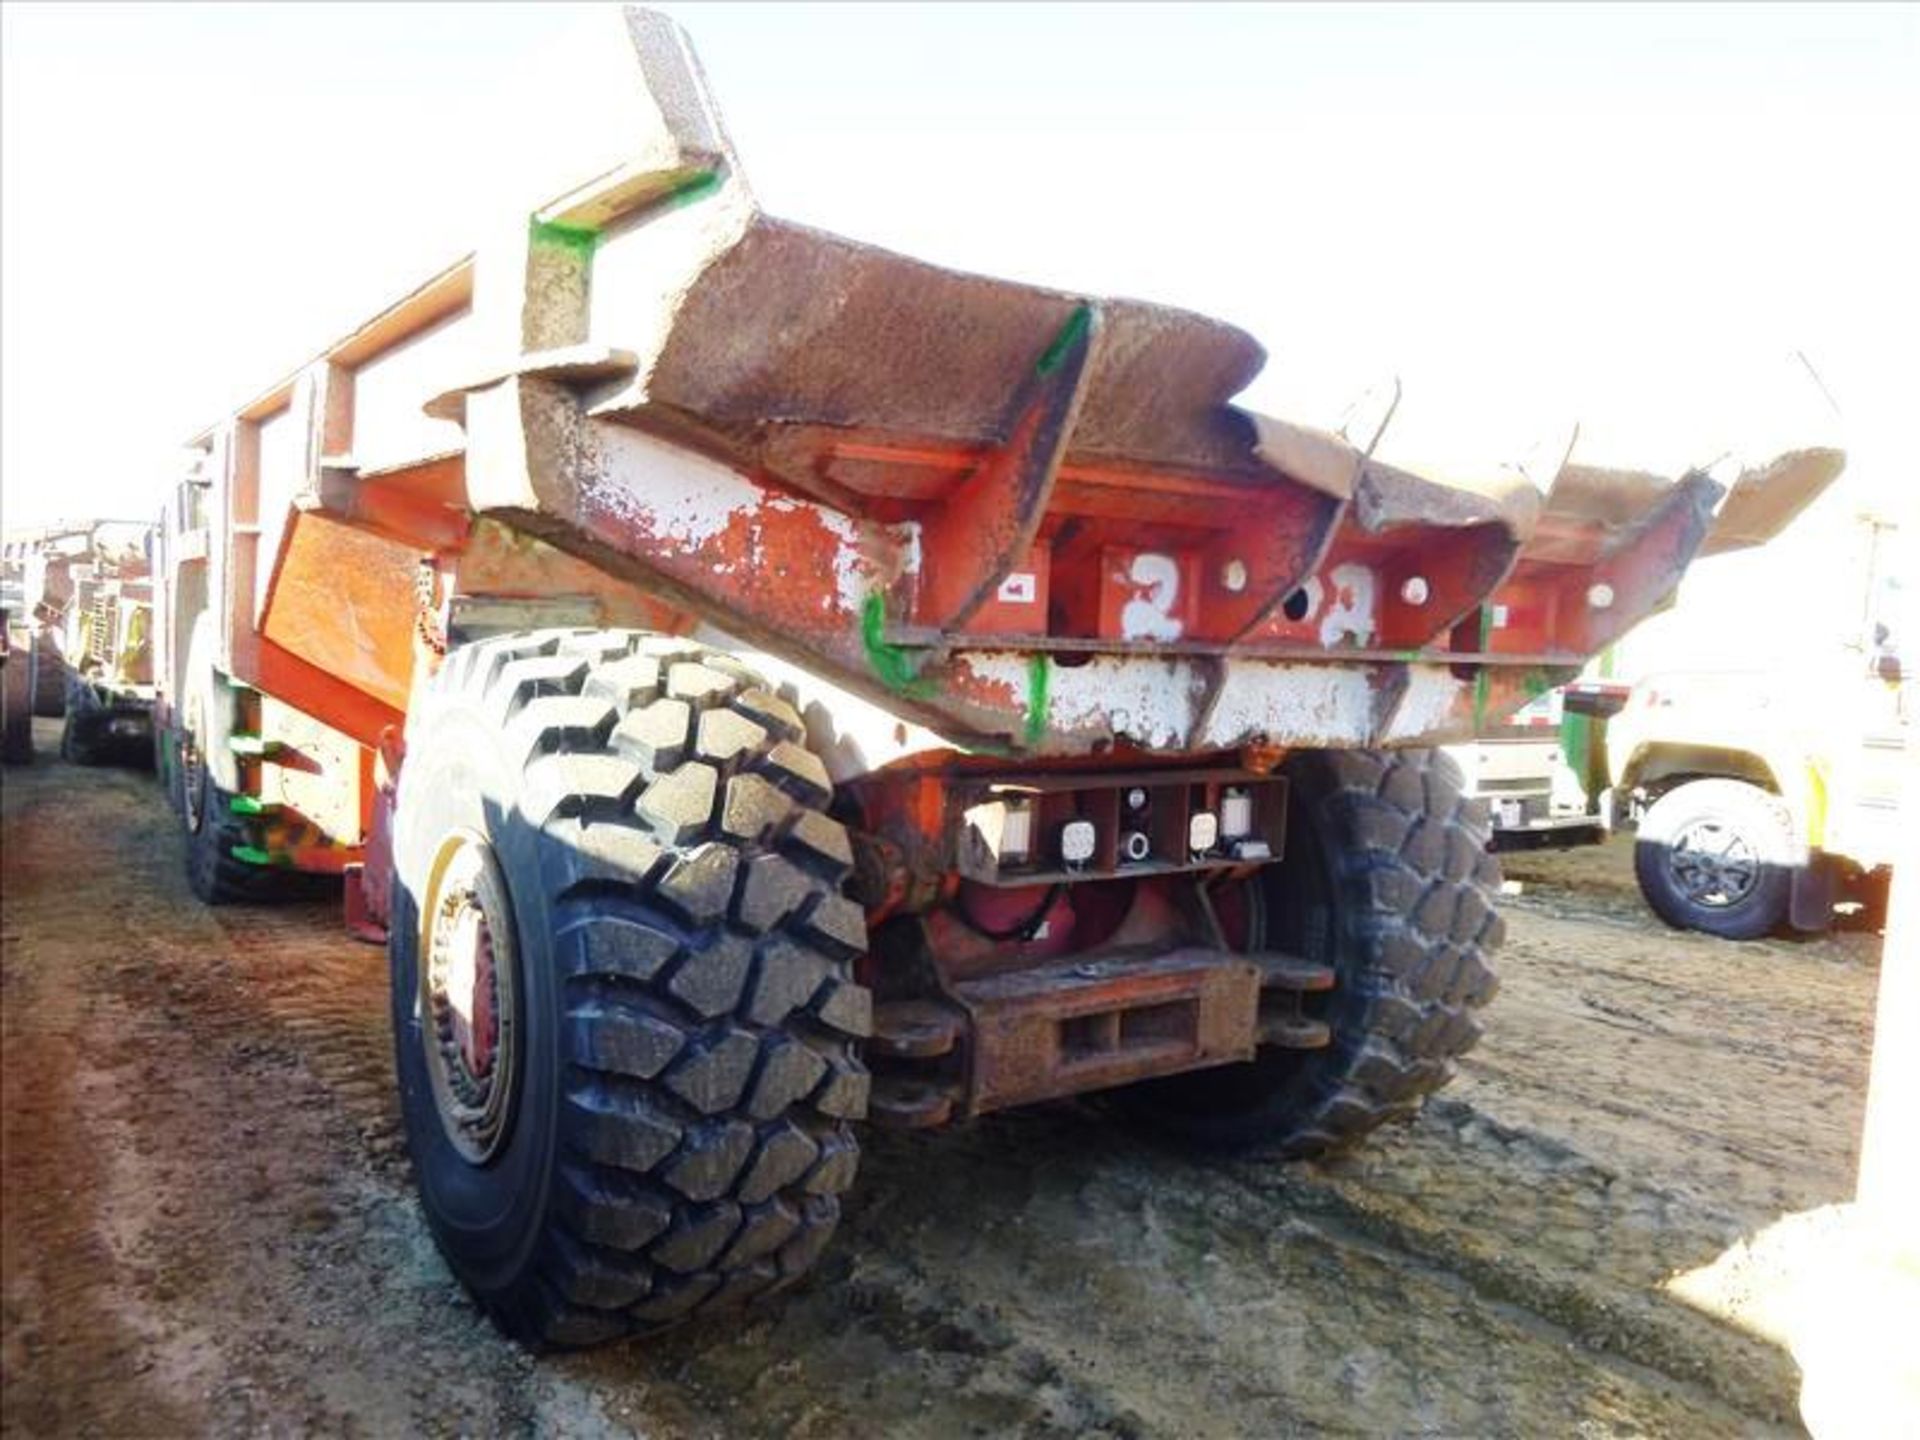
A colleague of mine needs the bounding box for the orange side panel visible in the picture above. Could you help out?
[260,510,420,716]
[254,639,406,753]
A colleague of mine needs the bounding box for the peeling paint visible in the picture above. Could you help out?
[1381,666,1468,743]
[589,425,765,548]
[1200,662,1374,747]
[960,653,1202,750]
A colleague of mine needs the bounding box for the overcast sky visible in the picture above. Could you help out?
[3,2,1914,540]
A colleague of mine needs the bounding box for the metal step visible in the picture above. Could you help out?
[868,1075,958,1129]
[870,1000,964,1060]
[1257,1013,1332,1049]
[1248,951,1336,992]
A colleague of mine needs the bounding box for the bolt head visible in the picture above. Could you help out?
[1400,575,1431,606]
[1220,559,1249,594]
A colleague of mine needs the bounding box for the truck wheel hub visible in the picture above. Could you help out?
[420,831,519,1163]
[1669,819,1758,907]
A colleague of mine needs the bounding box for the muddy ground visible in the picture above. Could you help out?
[1,721,1882,1437]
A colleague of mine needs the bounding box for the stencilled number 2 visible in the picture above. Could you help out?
[1121,552,1183,641]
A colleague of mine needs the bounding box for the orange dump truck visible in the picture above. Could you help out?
[149,9,1841,1347]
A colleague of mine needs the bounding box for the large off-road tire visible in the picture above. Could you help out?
[61,701,109,767]
[1122,747,1503,1157]
[183,754,278,904]
[390,628,871,1349]
[1633,778,1794,940]
[30,637,66,719]
[175,645,277,905]
[1,651,31,765]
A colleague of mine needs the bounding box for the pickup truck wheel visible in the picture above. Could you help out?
[390,629,871,1350]
[1633,778,1793,940]
[1120,747,1503,1157]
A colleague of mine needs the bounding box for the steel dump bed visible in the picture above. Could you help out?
[200,7,1841,767]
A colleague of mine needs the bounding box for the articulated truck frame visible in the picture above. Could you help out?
[149,9,1842,1347]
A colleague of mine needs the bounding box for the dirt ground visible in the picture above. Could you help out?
[1,722,1883,1437]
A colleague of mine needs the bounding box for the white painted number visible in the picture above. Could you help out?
[1318,562,1378,648]
[1122,552,1184,641]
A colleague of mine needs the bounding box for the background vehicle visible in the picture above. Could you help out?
[146,7,1840,1348]
[1444,678,1629,851]
[0,521,158,767]
[1611,660,1904,939]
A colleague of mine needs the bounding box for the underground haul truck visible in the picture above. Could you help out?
[149,10,1840,1347]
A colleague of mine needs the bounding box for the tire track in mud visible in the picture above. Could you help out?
[3,735,1877,1436]
[1227,1103,1802,1428]
[1463,892,1872,1227]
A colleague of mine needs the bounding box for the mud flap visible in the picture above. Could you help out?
[1789,853,1838,933]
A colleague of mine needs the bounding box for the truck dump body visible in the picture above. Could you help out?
[184,6,1840,773]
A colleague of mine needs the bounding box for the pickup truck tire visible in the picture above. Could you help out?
[1120,747,1503,1157]
[390,628,871,1349]
[1633,778,1794,940]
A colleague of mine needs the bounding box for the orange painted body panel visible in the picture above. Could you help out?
[260,510,421,716]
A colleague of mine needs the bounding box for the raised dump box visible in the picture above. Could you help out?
[150,8,1841,1348]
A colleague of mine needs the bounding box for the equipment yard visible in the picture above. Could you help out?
[1,722,1879,1438]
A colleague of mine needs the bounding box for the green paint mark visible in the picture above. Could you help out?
[664,168,723,209]
[1024,653,1051,747]
[230,845,275,867]
[528,216,600,260]
[228,794,278,817]
[861,594,935,699]
[1469,603,1495,734]
[227,733,281,759]
[1558,709,1594,792]
[1036,304,1093,376]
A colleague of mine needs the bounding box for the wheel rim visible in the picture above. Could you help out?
[1667,817,1760,908]
[418,830,521,1164]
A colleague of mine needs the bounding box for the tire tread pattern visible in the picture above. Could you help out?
[415,628,869,1348]
[1277,747,1504,1158]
